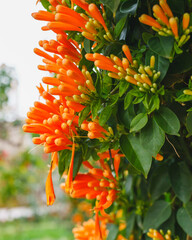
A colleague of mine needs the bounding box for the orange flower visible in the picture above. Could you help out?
[45,163,56,205]
[85,46,154,87]
[62,161,118,213]
[139,14,162,29]
[159,0,173,18]
[183,13,190,30]
[169,17,178,38]
[72,217,108,240]
[32,0,111,43]
[152,5,169,27]
[147,229,165,240]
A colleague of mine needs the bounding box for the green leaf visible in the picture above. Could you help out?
[148,36,174,59]
[154,107,180,136]
[119,80,129,97]
[100,0,120,13]
[91,99,102,120]
[186,112,192,135]
[102,75,112,97]
[84,38,92,53]
[142,33,153,44]
[125,212,136,237]
[174,42,183,54]
[78,106,90,126]
[176,94,192,102]
[120,134,152,177]
[58,149,83,179]
[120,0,139,15]
[109,93,119,106]
[118,102,135,128]
[177,202,192,236]
[73,150,83,179]
[149,165,171,200]
[168,52,192,74]
[125,175,133,195]
[124,92,134,110]
[58,150,71,177]
[114,17,127,38]
[130,113,148,133]
[40,0,51,11]
[99,105,113,126]
[143,200,172,232]
[106,224,119,240]
[170,162,192,203]
[145,50,170,82]
[140,118,165,157]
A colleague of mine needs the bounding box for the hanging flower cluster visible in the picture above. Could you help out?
[24,0,192,239]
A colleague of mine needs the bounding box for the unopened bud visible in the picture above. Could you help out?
[143,83,150,89]
[150,88,156,93]
[139,87,145,92]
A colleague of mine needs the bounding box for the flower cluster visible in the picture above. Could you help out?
[86,48,160,93]
[139,0,191,47]
[24,0,192,239]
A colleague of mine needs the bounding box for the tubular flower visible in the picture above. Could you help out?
[32,1,113,43]
[86,46,161,93]
[139,0,192,47]
[34,44,96,106]
[23,84,78,154]
[35,40,97,106]
[147,229,172,240]
[72,218,108,240]
[61,161,118,212]
[81,121,111,140]
[23,84,86,204]
[98,149,124,178]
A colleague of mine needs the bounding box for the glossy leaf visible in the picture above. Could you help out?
[124,92,134,110]
[40,0,51,11]
[143,200,172,232]
[100,0,120,13]
[118,102,135,129]
[140,118,165,156]
[84,38,92,53]
[106,224,119,240]
[148,36,174,59]
[177,202,192,236]
[120,134,152,177]
[115,17,127,38]
[78,106,90,126]
[186,112,192,135]
[130,113,148,133]
[99,106,113,126]
[58,150,71,177]
[126,212,136,237]
[154,107,180,136]
[168,52,192,74]
[73,150,83,179]
[119,80,129,97]
[120,0,139,15]
[170,162,192,203]
[149,165,171,200]
[176,94,192,102]
[91,99,101,120]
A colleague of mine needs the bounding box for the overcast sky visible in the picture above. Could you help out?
[0,0,55,118]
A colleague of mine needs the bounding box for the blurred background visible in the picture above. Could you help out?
[0,1,78,239]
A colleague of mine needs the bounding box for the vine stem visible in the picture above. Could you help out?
[165,135,181,158]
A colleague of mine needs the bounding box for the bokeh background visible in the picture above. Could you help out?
[0,1,78,239]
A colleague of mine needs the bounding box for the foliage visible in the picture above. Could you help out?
[0,64,15,110]
[24,0,192,239]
